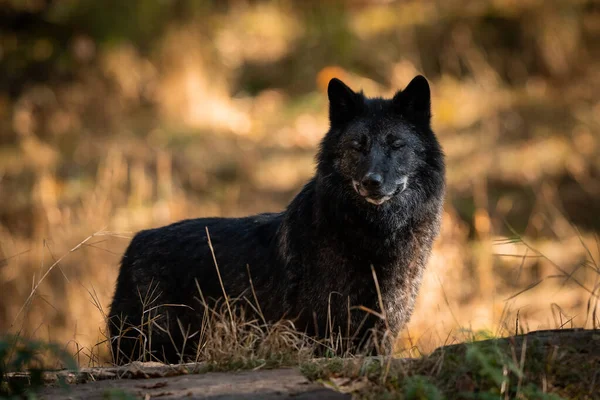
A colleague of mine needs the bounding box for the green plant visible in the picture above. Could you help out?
[465,341,521,392]
[0,336,77,398]
[403,375,444,400]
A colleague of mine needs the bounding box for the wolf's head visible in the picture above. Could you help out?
[317,75,444,208]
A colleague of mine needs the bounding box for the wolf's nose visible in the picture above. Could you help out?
[361,173,383,189]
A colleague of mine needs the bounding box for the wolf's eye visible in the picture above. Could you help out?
[390,140,406,150]
[349,140,363,152]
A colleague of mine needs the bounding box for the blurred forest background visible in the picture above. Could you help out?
[1,0,599,365]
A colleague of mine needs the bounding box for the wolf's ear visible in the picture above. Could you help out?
[328,78,359,125]
[392,75,431,122]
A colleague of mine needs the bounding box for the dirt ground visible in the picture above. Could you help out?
[39,367,349,400]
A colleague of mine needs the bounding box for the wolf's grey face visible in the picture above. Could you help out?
[343,121,418,205]
[325,76,432,206]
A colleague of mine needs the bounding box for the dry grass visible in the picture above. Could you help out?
[2,231,597,398]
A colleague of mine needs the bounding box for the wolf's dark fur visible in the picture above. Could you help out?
[108,76,445,364]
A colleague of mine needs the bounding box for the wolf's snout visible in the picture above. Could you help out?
[361,173,383,190]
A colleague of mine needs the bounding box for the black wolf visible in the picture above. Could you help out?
[108,75,445,364]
